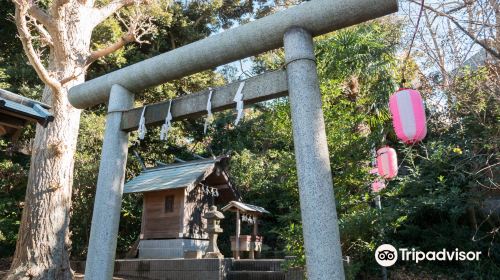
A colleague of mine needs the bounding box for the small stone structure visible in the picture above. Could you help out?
[203,206,225,259]
[222,201,269,259]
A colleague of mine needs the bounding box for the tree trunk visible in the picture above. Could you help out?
[7,0,150,277]
[7,76,84,280]
[7,3,92,278]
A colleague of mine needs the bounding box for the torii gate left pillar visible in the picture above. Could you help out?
[285,27,345,279]
[84,85,134,279]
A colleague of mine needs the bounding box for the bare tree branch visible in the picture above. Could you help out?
[170,32,176,49]
[77,0,94,6]
[84,5,156,65]
[408,0,500,60]
[488,0,500,51]
[423,9,449,86]
[85,33,135,65]
[61,1,158,84]
[115,8,157,44]
[445,4,466,14]
[27,15,54,46]
[91,0,149,27]
[13,1,61,94]
[27,5,55,31]
[51,0,71,13]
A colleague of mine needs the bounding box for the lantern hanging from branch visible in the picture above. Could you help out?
[376,146,398,180]
[389,89,427,144]
[371,179,386,193]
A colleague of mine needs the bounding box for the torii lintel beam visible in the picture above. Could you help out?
[68,0,398,109]
[121,70,287,132]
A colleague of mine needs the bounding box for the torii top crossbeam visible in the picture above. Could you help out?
[68,0,397,109]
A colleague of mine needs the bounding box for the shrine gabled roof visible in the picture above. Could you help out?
[0,89,53,127]
[221,201,270,215]
[123,158,222,194]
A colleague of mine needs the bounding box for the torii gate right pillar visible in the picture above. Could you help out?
[284,27,345,280]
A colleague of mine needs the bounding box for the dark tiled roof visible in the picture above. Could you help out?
[222,201,270,215]
[124,158,219,194]
[0,89,53,127]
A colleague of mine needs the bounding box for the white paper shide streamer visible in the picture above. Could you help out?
[204,88,213,134]
[138,106,147,140]
[160,100,173,141]
[233,81,245,125]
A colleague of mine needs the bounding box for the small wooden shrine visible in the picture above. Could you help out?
[0,89,53,140]
[222,201,269,259]
[124,156,239,259]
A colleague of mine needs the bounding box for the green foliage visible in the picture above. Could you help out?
[0,140,29,257]
[70,112,106,258]
[378,65,500,278]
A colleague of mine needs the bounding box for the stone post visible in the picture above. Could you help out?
[84,85,134,279]
[203,206,225,259]
[284,27,345,280]
[235,210,241,259]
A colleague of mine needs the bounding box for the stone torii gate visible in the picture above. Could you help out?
[68,0,398,279]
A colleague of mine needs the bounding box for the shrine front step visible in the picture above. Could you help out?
[71,259,305,280]
[72,259,230,280]
[227,271,285,280]
[228,260,305,280]
[226,269,304,280]
[231,259,284,271]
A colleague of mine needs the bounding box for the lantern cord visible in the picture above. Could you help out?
[380,126,386,145]
[458,8,495,71]
[401,0,425,87]
[397,142,418,170]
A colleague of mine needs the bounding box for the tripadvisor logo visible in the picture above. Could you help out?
[375,244,482,267]
[375,244,398,267]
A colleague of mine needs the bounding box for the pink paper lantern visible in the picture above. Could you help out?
[389,88,427,144]
[371,179,386,193]
[377,146,398,180]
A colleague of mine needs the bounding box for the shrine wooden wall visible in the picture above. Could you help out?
[141,188,185,239]
[140,186,211,240]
